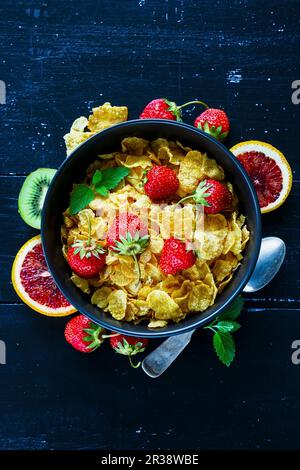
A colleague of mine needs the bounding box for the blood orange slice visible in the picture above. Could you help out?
[230,140,293,214]
[12,235,76,317]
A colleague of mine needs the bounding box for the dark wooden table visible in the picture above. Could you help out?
[1,0,300,451]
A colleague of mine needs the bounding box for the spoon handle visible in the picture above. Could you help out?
[142,330,194,378]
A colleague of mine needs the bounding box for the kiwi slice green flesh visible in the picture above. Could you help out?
[18,168,57,229]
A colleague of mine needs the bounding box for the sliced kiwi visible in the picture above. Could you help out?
[18,168,57,229]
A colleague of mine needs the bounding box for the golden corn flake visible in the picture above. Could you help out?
[64,129,94,155]
[150,138,170,155]
[229,212,244,255]
[178,151,225,193]
[195,214,228,260]
[217,274,234,294]
[64,103,128,155]
[147,290,183,321]
[213,253,239,283]
[157,146,173,162]
[178,151,205,193]
[91,286,112,308]
[201,154,225,181]
[121,137,149,156]
[143,263,162,284]
[123,155,152,170]
[71,274,90,294]
[241,225,250,250]
[188,282,213,312]
[148,320,168,329]
[106,290,127,320]
[88,102,128,132]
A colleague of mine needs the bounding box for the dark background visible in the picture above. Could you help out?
[0,0,300,451]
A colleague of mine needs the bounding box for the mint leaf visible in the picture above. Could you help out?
[95,185,109,197]
[213,332,235,367]
[69,184,94,215]
[100,167,130,190]
[218,296,244,321]
[214,320,240,333]
[92,169,102,185]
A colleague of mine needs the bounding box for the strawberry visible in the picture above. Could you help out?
[67,242,106,278]
[109,333,149,368]
[140,98,209,121]
[159,237,196,275]
[140,98,180,121]
[106,213,149,282]
[106,213,149,251]
[67,215,106,278]
[194,108,230,141]
[144,165,179,200]
[177,179,233,214]
[64,315,106,353]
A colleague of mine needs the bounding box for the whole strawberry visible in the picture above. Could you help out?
[67,243,106,278]
[106,213,149,282]
[177,179,233,214]
[106,213,149,251]
[194,108,230,141]
[144,166,179,200]
[159,237,196,275]
[64,315,106,353]
[140,98,209,121]
[67,215,106,278]
[140,98,180,121]
[109,333,149,368]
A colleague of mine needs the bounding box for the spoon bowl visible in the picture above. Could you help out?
[243,237,286,293]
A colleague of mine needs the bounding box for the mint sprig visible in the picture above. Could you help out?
[69,167,130,215]
[69,184,94,216]
[204,296,244,367]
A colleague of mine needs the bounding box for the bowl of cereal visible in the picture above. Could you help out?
[41,119,261,337]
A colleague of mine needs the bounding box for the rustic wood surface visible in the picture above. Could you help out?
[0,0,300,450]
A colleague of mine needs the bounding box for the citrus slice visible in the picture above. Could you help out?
[230,140,293,214]
[12,235,76,317]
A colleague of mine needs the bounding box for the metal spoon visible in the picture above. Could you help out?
[142,237,286,378]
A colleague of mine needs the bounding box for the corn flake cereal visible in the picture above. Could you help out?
[62,136,250,328]
[64,103,128,155]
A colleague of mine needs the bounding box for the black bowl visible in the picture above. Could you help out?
[42,120,261,338]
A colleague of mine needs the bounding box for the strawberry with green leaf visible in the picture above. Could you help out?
[69,167,130,215]
[176,179,233,214]
[139,98,209,122]
[67,215,106,278]
[109,333,149,368]
[194,108,230,141]
[64,314,107,353]
[107,213,149,283]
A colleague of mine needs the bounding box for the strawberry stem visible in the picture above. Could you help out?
[128,355,141,368]
[132,253,141,285]
[174,195,194,209]
[87,215,92,246]
[177,100,209,110]
[102,333,120,339]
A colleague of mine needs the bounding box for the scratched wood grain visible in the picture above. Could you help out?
[1,304,300,450]
[0,0,299,175]
[1,0,300,452]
